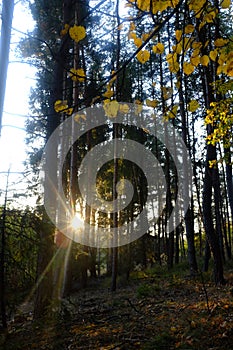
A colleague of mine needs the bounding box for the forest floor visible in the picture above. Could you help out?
[1,262,233,350]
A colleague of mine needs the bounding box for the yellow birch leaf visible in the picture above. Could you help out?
[146,99,158,108]
[60,24,70,37]
[193,48,200,57]
[103,100,119,118]
[103,89,114,98]
[226,57,233,77]
[227,70,233,77]
[130,22,135,31]
[142,33,150,41]
[200,55,209,66]
[191,55,200,66]
[175,30,182,42]
[168,61,180,73]
[69,25,86,43]
[136,0,148,11]
[192,41,202,49]
[175,80,181,89]
[188,100,200,112]
[70,68,85,82]
[171,104,178,116]
[128,31,137,40]
[119,103,130,114]
[215,38,229,47]
[183,62,195,75]
[166,53,174,63]
[136,50,150,64]
[205,10,217,23]
[210,50,218,61]
[217,64,224,75]
[157,42,164,53]
[220,0,231,8]
[218,52,227,65]
[134,37,143,48]
[185,24,195,34]
[66,108,73,116]
[175,43,182,54]
[152,43,164,54]
[54,100,68,113]
[74,113,86,123]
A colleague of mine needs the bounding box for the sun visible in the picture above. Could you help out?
[71,213,83,230]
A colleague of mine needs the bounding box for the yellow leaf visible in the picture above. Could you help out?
[189,0,206,16]
[190,320,196,328]
[218,52,227,65]
[134,37,143,48]
[185,24,195,34]
[146,99,158,108]
[193,48,200,57]
[217,64,224,75]
[227,66,233,77]
[69,25,86,43]
[142,33,150,41]
[103,89,114,98]
[60,24,70,37]
[205,10,217,23]
[130,22,135,31]
[166,53,179,72]
[191,55,200,66]
[175,42,182,54]
[175,30,182,42]
[136,0,149,12]
[209,160,217,168]
[192,41,202,49]
[171,104,178,115]
[204,40,209,48]
[152,42,164,54]
[103,100,119,118]
[119,103,130,114]
[136,50,150,64]
[200,55,209,66]
[54,100,68,113]
[128,31,137,40]
[66,108,73,116]
[175,80,181,89]
[70,68,85,82]
[74,113,86,123]
[220,0,231,8]
[210,50,218,61]
[188,100,200,112]
[166,53,176,63]
[215,38,229,47]
[183,62,195,75]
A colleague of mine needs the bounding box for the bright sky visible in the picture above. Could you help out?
[0,1,36,204]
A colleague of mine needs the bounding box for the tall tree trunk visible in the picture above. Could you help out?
[0,0,14,133]
[175,6,198,274]
[202,142,225,284]
[34,0,75,319]
[0,168,10,329]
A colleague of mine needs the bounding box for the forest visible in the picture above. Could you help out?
[1,0,233,349]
